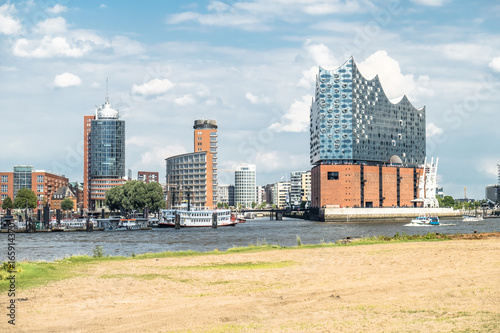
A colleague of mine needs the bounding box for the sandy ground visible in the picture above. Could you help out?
[2,237,500,332]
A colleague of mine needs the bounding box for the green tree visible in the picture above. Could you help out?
[145,181,166,213]
[105,181,165,214]
[1,196,14,210]
[251,201,257,208]
[61,198,74,212]
[440,195,455,207]
[14,188,37,209]
[105,185,124,212]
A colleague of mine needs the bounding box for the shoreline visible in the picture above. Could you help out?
[1,232,499,332]
[1,233,500,332]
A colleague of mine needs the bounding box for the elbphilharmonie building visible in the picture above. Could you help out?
[310,57,426,166]
[310,57,430,209]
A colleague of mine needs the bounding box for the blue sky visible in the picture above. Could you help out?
[1,0,499,199]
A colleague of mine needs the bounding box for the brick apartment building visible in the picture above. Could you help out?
[0,166,69,209]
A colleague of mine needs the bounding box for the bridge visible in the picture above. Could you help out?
[238,208,310,220]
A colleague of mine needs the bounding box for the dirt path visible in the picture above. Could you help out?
[2,238,500,332]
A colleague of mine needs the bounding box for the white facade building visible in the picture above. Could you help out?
[273,181,290,208]
[235,164,256,208]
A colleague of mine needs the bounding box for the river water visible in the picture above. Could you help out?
[2,217,500,262]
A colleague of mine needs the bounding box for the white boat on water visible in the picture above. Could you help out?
[406,215,440,226]
[462,216,484,222]
[159,209,238,227]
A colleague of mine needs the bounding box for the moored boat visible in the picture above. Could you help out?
[159,209,237,227]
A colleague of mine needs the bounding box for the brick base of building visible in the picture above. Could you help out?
[311,164,424,209]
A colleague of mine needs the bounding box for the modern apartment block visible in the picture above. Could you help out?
[485,185,499,203]
[0,165,69,209]
[290,171,311,207]
[234,164,256,207]
[217,184,234,207]
[310,57,427,209]
[83,94,126,210]
[166,119,218,208]
[256,185,265,206]
[138,171,159,184]
[273,181,290,209]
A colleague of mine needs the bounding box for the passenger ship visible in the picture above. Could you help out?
[159,209,239,228]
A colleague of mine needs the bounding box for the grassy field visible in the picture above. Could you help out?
[0,231,458,293]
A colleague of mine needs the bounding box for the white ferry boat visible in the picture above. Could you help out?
[159,209,238,228]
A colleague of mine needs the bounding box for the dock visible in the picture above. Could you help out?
[316,207,462,223]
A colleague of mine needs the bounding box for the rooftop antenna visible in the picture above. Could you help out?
[105,77,109,103]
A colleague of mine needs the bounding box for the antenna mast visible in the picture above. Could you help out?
[106,77,109,103]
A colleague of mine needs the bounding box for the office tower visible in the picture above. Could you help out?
[234,164,256,208]
[83,93,125,210]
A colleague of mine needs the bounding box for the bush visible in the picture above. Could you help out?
[92,245,104,258]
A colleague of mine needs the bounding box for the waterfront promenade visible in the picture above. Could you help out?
[2,234,499,332]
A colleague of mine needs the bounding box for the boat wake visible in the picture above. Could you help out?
[404,223,456,227]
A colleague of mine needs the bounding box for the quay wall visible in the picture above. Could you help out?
[317,207,462,223]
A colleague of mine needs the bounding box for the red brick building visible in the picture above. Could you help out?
[137,171,159,184]
[311,164,424,208]
[0,166,69,209]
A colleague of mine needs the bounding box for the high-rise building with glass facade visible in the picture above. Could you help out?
[83,95,126,210]
[310,57,426,209]
[310,57,426,166]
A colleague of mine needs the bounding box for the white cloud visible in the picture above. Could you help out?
[245,92,271,104]
[489,56,500,72]
[13,30,108,58]
[476,158,499,178]
[269,95,312,133]
[167,0,370,30]
[304,40,338,69]
[47,4,67,14]
[0,3,22,35]
[131,144,188,175]
[411,0,450,6]
[100,4,107,9]
[358,50,432,102]
[131,78,175,96]
[426,122,443,138]
[111,36,144,55]
[54,72,81,88]
[297,41,339,89]
[34,17,67,34]
[174,94,196,106]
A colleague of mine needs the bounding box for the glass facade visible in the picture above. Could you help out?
[90,119,125,178]
[310,57,426,166]
[13,165,33,198]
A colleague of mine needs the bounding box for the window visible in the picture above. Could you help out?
[37,175,44,183]
[1,175,7,183]
[1,185,7,192]
[327,172,339,180]
[37,185,44,192]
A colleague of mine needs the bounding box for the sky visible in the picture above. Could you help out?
[0,0,499,200]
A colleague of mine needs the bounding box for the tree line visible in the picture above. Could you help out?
[1,188,75,212]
